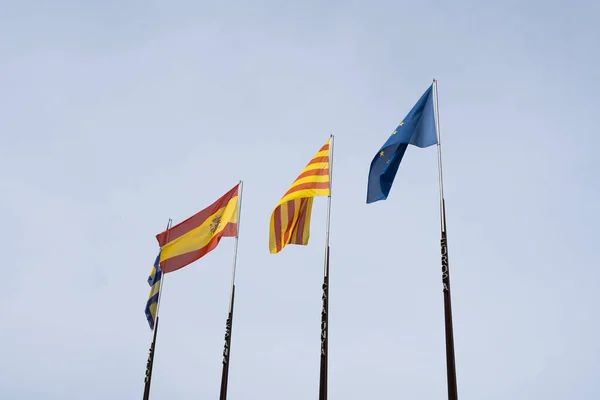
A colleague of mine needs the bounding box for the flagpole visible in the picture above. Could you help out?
[319,134,334,400]
[143,218,172,400]
[433,79,459,400]
[219,181,244,400]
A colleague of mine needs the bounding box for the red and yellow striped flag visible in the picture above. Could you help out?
[269,139,330,254]
[156,184,239,273]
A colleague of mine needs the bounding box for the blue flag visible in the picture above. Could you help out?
[144,252,162,330]
[366,84,437,204]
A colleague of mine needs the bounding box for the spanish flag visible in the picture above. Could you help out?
[156,184,239,273]
[269,139,330,254]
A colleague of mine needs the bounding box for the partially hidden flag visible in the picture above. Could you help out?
[156,184,239,273]
[144,252,162,330]
[269,138,330,254]
[366,84,438,204]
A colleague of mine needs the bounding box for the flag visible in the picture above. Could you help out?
[156,184,239,273]
[366,84,438,204]
[269,139,330,254]
[144,252,162,330]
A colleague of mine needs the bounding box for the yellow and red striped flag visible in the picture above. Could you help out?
[269,138,330,254]
[156,184,239,273]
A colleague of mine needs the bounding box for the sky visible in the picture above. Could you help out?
[1,0,599,399]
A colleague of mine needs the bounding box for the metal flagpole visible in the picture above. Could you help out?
[319,134,334,400]
[433,79,459,400]
[143,218,172,400]
[219,181,244,400]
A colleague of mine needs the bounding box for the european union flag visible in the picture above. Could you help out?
[366,84,438,204]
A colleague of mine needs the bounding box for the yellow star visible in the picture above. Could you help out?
[392,130,397,135]
[379,150,384,157]
[399,121,404,126]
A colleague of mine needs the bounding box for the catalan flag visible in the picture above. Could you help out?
[269,138,330,254]
[144,252,162,330]
[156,184,239,273]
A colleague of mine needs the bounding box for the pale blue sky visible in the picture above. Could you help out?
[1,1,598,399]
